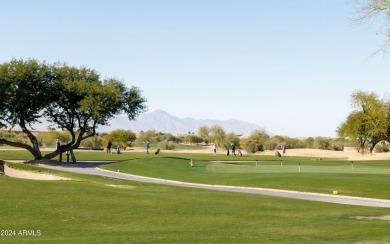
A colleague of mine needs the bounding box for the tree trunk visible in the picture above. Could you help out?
[0,138,41,159]
[43,129,95,163]
[69,149,76,163]
[19,121,43,160]
[44,147,77,163]
[43,147,64,160]
[369,141,379,154]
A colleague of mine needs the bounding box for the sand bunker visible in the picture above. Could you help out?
[3,164,69,181]
[258,148,390,161]
[350,215,390,221]
[150,146,390,161]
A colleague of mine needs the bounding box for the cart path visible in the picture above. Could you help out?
[39,162,390,208]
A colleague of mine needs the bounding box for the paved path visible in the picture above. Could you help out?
[39,162,390,208]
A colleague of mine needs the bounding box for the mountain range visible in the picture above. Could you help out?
[98,109,268,135]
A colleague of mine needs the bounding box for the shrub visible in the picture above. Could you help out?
[304,137,315,148]
[331,142,344,151]
[264,138,279,151]
[36,131,71,147]
[80,135,104,148]
[285,137,305,149]
[0,131,17,143]
[375,143,389,153]
[105,130,136,150]
[243,140,263,154]
[157,140,176,150]
[313,137,331,150]
[185,135,203,145]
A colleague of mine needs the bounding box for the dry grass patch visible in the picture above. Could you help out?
[105,184,136,189]
[350,215,390,221]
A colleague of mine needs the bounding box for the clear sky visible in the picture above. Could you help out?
[1,0,389,137]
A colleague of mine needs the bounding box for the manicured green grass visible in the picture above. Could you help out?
[1,167,389,243]
[0,148,270,161]
[132,142,207,151]
[0,149,35,160]
[0,148,317,162]
[100,157,390,199]
[2,148,390,199]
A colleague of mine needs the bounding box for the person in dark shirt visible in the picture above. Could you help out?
[231,144,236,156]
[107,141,112,154]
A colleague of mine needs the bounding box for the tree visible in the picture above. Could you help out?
[338,111,367,152]
[241,129,270,154]
[337,91,388,153]
[355,0,390,53]
[156,132,180,143]
[226,132,240,149]
[0,59,54,159]
[136,130,159,144]
[209,125,227,148]
[385,101,390,142]
[303,137,315,148]
[313,137,331,150]
[184,134,203,145]
[197,125,211,145]
[104,129,136,150]
[264,135,285,151]
[0,58,147,162]
[45,64,146,162]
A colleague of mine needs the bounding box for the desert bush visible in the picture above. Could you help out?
[0,131,17,143]
[136,130,159,144]
[285,137,305,149]
[264,138,279,151]
[241,129,269,153]
[80,134,104,148]
[185,135,203,145]
[303,137,315,148]
[313,137,331,150]
[8,132,30,145]
[159,133,181,143]
[157,140,176,150]
[375,143,389,153]
[243,140,263,154]
[36,131,71,147]
[331,141,344,151]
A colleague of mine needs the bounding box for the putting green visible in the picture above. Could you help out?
[206,161,390,174]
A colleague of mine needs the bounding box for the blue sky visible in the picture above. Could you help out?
[1,0,389,137]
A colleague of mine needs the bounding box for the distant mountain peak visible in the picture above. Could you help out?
[99,110,269,135]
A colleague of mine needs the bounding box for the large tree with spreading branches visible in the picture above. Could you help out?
[0,58,147,162]
[337,90,389,153]
[355,0,390,54]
